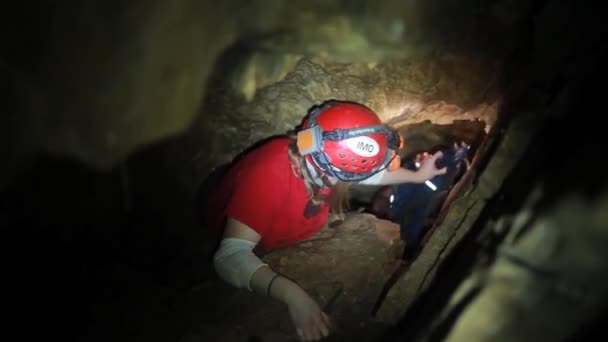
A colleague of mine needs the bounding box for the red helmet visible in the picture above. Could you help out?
[296,100,402,182]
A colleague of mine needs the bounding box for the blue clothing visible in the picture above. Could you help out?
[387,144,469,247]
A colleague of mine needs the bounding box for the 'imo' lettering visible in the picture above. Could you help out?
[356,141,375,153]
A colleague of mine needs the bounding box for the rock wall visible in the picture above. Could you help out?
[2,0,524,188]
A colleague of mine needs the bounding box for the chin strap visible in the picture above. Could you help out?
[305,158,331,188]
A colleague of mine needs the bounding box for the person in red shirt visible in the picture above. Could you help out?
[203,100,446,341]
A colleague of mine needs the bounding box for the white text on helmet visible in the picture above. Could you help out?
[345,136,380,157]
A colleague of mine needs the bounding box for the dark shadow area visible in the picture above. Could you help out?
[566,303,608,342]
[0,2,54,73]
[2,156,130,341]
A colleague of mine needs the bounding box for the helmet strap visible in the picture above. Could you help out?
[304,158,330,188]
[296,101,401,182]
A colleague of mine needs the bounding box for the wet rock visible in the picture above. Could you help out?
[196,53,499,182]
[374,219,401,245]
[231,52,304,102]
[38,0,242,168]
[4,1,382,183]
[441,192,608,342]
[374,111,543,323]
[3,0,523,188]
[177,213,401,341]
[2,0,506,190]
[279,256,289,266]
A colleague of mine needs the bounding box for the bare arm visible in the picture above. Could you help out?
[221,217,307,303]
[217,217,331,340]
[359,151,447,186]
[360,167,426,185]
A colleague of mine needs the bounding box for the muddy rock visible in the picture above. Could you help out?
[196,53,499,182]
[3,0,528,188]
[175,213,403,341]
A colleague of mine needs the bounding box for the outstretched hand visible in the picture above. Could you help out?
[287,290,332,341]
[415,151,447,182]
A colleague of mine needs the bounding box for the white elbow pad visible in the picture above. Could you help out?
[213,238,267,291]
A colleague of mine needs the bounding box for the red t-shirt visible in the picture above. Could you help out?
[205,137,331,249]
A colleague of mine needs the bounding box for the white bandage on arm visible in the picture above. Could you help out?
[213,237,267,291]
